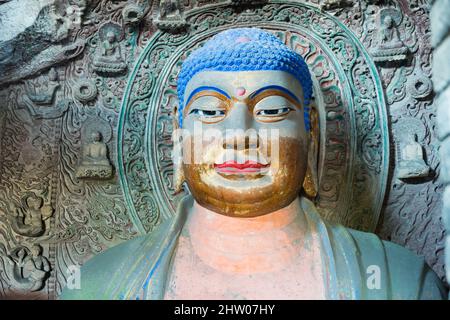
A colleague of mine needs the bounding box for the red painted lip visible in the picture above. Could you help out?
[214,160,269,174]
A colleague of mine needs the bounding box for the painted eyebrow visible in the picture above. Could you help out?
[248,85,301,104]
[185,86,231,107]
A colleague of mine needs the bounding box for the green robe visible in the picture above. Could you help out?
[60,196,446,300]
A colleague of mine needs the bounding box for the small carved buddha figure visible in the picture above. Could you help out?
[371,11,409,63]
[159,0,181,20]
[155,0,186,30]
[397,133,430,179]
[93,31,127,74]
[76,131,113,179]
[379,16,403,49]
[10,193,53,238]
[26,67,60,105]
[61,28,445,300]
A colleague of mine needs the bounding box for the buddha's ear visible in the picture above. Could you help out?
[302,107,319,199]
[172,105,185,194]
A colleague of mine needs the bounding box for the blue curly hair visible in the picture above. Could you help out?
[177,27,313,130]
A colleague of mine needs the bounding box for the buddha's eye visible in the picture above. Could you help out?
[255,106,293,121]
[189,108,227,123]
[190,109,226,117]
[256,107,291,116]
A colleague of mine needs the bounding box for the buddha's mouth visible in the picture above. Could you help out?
[214,160,270,176]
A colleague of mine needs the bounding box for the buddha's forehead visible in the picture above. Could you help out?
[184,70,304,103]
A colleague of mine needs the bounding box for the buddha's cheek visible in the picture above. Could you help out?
[182,137,307,217]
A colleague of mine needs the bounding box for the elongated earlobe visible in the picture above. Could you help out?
[172,106,185,194]
[302,107,319,199]
[303,170,317,199]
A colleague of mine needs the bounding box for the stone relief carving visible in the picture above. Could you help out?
[154,0,187,31]
[122,3,146,26]
[397,135,430,179]
[432,0,450,288]
[24,68,60,106]
[75,117,113,180]
[0,244,51,293]
[92,22,127,75]
[362,0,446,280]
[72,78,98,104]
[409,74,433,100]
[371,8,410,65]
[395,118,430,180]
[76,131,113,180]
[0,0,445,298]
[8,192,53,238]
[20,97,71,121]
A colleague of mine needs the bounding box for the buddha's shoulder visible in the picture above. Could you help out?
[83,233,153,273]
[342,226,446,299]
[59,220,172,300]
[345,227,424,268]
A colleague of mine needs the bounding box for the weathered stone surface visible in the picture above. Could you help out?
[443,187,450,229]
[436,87,450,140]
[440,140,450,183]
[430,0,450,47]
[0,0,85,86]
[433,35,450,93]
[432,0,450,289]
[0,0,53,42]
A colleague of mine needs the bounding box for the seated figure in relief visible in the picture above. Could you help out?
[371,10,409,63]
[397,132,430,179]
[60,28,445,300]
[92,30,127,74]
[9,193,53,237]
[76,131,112,179]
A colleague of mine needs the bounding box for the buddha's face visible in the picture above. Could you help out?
[384,16,394,28]
[178,70,309,217]
[92,132,101,142]
[106,32,115,43]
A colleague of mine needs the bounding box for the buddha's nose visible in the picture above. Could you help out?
[222,102,258,150]
[227,101,252,130]
[223,134,260,150]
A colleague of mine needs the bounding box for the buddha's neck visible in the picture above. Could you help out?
[187,197,308,274]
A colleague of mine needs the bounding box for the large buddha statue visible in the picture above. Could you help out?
[60,28,445,300]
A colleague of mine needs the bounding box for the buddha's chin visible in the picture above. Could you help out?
[193,193,299,217]
[183,167,304,218]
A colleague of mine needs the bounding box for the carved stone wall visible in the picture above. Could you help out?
[431,0,450,292]
[0,0,445,299]
[372,0,446,283]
